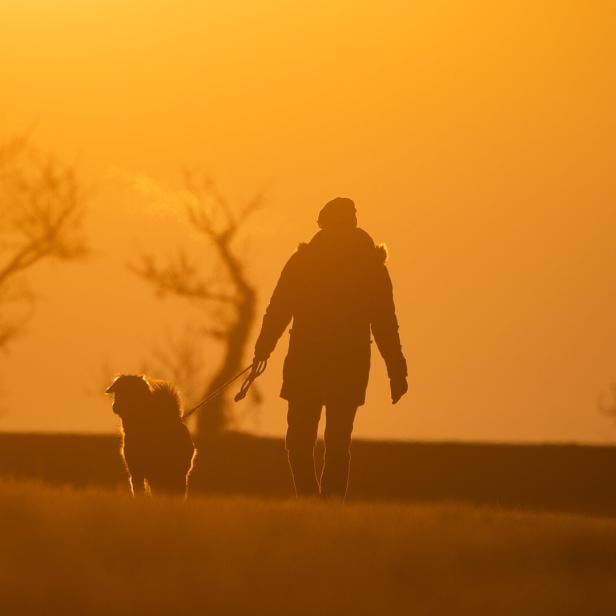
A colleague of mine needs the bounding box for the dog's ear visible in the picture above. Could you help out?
[105,376,120,394]
[105,374,151,395]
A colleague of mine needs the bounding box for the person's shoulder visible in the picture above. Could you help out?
[353,228,388,265]
[369,244,391,286]
[280,242,310,274]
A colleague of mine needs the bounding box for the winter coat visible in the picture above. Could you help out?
[254,227,407,406]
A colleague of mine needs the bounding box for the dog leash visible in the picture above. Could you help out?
[233,360,267,402]
[182,360,267,422]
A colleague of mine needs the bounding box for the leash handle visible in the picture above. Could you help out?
[182,364,253,421]
[234,360,267,402]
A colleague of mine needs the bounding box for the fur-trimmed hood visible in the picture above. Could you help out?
[375,243,388,264]
[297,228,389,264]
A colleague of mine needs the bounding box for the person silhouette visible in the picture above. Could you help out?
[253,197,408,499]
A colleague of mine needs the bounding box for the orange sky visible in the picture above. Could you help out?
[0,1,615,441]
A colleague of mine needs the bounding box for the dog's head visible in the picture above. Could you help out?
[105,375,151,419]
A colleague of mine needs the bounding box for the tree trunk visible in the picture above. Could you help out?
[197,286,256,435]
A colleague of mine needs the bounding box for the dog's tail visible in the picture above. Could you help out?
[149,380,184,419]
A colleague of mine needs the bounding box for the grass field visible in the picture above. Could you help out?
[3,433,616,516]
[1,481,616,615]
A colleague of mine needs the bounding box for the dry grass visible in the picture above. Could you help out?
[1,480,615,615]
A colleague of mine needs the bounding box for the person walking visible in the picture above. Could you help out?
[252,197,408,499]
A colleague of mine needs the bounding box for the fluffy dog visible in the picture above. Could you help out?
[105,375,196,497]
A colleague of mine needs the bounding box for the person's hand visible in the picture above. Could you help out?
[251,356,267,375]
[390,375,408,405]
[253,349,270,363]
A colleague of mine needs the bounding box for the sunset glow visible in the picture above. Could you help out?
[0,1,614,442]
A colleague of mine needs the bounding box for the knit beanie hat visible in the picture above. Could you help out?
[317,197,357,229]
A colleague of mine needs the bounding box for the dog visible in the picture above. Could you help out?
[105,375,196,497]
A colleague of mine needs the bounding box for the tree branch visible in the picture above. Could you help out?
[0,137,87,350]
[131,252,239,304]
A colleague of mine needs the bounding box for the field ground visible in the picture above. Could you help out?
[1,432,616,516]
[1,480,616,615]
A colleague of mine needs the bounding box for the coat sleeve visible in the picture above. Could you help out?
[253,253,298,360]
[370,262,408,379]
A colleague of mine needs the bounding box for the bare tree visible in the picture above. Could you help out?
[133,173,265,435]
[0,136,87,350]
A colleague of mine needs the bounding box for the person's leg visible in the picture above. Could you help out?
[321,403,358,500]
[286,399,322,498]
